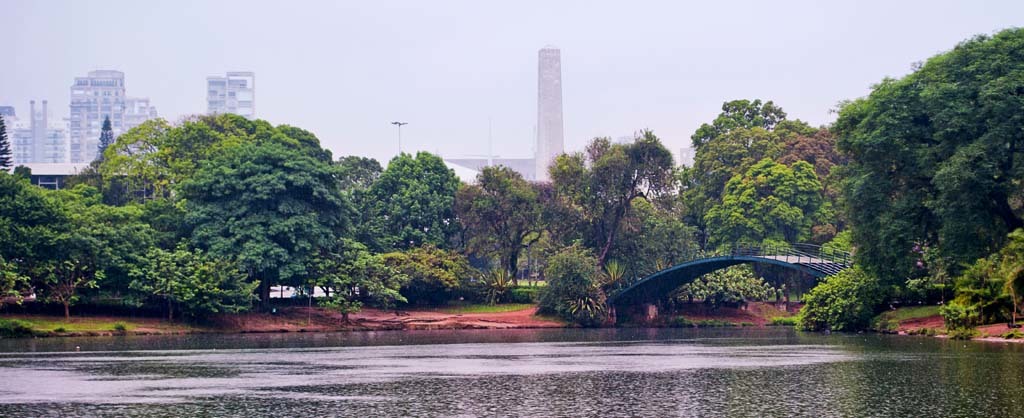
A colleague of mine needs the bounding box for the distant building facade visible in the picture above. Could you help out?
[12,100,66,164]
[69,70,126,163]
[17,163,91,190]
[207,72,256,119]
[535,47,564,181]
[124,97,159,131]
[444,157,536,182]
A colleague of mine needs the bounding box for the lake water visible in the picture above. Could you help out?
[1,328,1022,417]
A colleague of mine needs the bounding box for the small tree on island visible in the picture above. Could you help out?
[96,116,114,161]
[0,115,13,170]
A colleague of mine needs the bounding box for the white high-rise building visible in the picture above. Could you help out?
[12,100,67,164]
[124,97,159,131]
[207,72,256,119]
[69,70,126,163]
[535,47,564,182]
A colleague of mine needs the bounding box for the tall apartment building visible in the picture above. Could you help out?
[69,70,126,163]
[124,97,159,130]
[207,72,255,119]
[535,47,564,182]
[11,100,67,164]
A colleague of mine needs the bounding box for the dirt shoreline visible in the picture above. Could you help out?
[4,305,1022,345]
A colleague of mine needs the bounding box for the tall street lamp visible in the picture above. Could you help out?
[391,121,408,154]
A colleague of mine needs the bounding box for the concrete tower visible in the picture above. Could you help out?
[535,46,564,181]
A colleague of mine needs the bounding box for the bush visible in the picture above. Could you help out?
[537,246,606,327]
[507,287,539,304]
[1002,329,1024,339]
[769,316,798,326]
[675,265,773,308]
[947,328,980,340]
[694,319,736,327]
[0,319,34,338]
[671,316,695,328]
[54,327,67,333]
[798,267,882,332]
[112,321,128,332]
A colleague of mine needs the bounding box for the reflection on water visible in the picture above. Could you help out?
[0,328,1022,417]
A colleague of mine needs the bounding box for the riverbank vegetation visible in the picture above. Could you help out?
[2,29,1023,337]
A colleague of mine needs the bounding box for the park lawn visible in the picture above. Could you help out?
[439,303,536,314]
[5,315,195,333]
[875,305,941,323]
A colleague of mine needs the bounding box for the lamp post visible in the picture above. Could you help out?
[391,121,408,154]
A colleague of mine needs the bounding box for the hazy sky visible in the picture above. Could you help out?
[2,1,1021,163]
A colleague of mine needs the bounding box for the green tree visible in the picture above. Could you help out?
[675,265,773,309]
[0,256,28,309]
[357,152,460,252]
[0,173,66,282]
[336,155,383,191]
[550,131,676,266]
[456,166,543,281]
[381,245,475,305]
[537,245,606,326]
[691,99,788,149]
[129,245,257,320]
[181,130,352,305]
[704,158,823,248]
[798,267,881,331]
[314,239,406,322]
[0,115,12,170]
[97,116,114,161]
[834,29,1024,285]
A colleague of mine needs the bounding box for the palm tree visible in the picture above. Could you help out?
[1003,258,1024,327]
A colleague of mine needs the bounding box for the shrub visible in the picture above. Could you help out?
[675,265,773,309]
[0,319,34,338]
[507,287,539,304]
[695,319,736,327]
[1002,329,1024,339]
[798,267,882,332]
[54,327,67,333]
[947,328,980,340]
[112,321,128,332]
[671,316,695,328]
[537,246,606,327]
[769,317,798,326]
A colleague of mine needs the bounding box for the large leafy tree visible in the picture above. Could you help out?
[314,239,406,321]
[550,131,676,266]
[181,130,352,304]
[129,245,257,320]
[834,28,1024,285]
[381,245,475,305]
[690,99,788,149]
[704,158,823,248]
[336,155,383,191]
[455,166,543,280]
[0,115,12,170]
[682,102,817,247]
[356,152,460,252]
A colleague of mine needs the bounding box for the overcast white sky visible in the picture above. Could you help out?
[2,1,1021,163]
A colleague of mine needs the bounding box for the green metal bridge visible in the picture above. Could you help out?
[607,243,852,306]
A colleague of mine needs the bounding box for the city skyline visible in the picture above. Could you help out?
[3,1,1023,164]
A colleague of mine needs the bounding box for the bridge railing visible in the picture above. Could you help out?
[605,242,852,298]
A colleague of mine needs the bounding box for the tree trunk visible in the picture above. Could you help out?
[63,301,70,320]
[507,249,520,286]
[167,298,174,321]
[259,280,271,311]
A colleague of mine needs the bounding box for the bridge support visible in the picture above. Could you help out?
[643,303,658,322]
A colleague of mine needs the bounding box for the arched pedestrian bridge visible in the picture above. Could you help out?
[608,243,852,306]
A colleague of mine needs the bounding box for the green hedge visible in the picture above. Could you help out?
[507,287,540,304]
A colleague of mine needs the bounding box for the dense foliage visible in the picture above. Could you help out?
[798,267,881,332]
